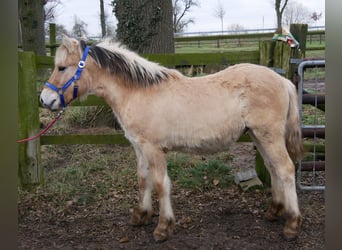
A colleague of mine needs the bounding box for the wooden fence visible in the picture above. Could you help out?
[174,30,325,50]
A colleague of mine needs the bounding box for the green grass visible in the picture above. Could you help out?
[305,49,325,59]
[39,145,137,205]
[167,152,233,190]
[38,144,234,207]
[302,104,325,126]
[176,45,258,54]
[303,67,325,81]
[306,40,325,48]
[175,36,325,55]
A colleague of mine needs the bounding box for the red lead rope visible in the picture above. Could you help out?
[17,110,64,143]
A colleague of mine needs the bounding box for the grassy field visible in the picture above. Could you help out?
[35,143,235,206]
[175,45,325,59]
[175,37,325,56]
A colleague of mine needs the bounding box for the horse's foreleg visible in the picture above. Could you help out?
[142,143,175,242]
[151,168,175,242]
[130,146,154,226]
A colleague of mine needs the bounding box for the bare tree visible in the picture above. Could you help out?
[283,1,312,26]
[106,22,116,37]
[228,23,245,33]
[44,23,69,39]
[172,0,199,33]
[213,0,226,33]
[275,0,289,32]
[228,23,245,47]
[55,24,69,37]
[311,11,323,27]
[71,15,88,38]
[44,0,62,22]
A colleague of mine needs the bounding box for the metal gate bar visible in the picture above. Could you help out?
[297,60,325,191]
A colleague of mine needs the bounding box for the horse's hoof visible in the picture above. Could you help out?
[153,229,169,242]
[153,218,175,242]
[130,207,152,226]
[283,215,302,240]
[283,229,299,241]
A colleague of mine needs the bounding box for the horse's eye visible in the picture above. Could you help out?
[58,66,66,72]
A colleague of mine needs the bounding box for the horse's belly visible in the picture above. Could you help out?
[169,137,237,154]
[163,122,245,154]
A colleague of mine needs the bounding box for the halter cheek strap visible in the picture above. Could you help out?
[45,46,90,109]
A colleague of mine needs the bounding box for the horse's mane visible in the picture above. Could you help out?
[84,40,176,87]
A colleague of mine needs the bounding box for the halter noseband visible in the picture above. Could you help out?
[45,45,90,109]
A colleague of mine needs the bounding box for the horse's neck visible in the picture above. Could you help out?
[91,75,133,120]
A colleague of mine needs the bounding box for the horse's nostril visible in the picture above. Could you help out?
[49,99,56,108]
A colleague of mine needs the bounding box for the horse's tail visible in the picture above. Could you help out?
[285,80,305,162]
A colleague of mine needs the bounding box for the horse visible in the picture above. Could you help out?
[40,35,304,242]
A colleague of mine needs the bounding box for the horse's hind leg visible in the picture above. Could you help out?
[132,141,175,242]
[249,129,302,240]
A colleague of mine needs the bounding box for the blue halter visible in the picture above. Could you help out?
[45,46,90,109]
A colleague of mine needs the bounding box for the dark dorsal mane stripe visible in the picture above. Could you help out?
[87,44,169,87]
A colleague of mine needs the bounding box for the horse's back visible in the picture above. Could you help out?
[223,63,291,112]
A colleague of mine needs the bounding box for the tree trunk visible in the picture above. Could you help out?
[113,0,174,54]
[274,0,289,33]
[100,0,106,37]
[18,0,46,55]
[276,9,282,32]
[148,0,174,53]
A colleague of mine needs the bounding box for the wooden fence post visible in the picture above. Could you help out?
[255,149,271,187]
[49,23,56,56]
[288,24,308,86]
[260,40,291,76]
[290,23,307,55]
[18,51,43,190]
[259,24,307,80]
[259,40,276,67]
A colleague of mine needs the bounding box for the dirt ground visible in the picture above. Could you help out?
[18,142,325,249]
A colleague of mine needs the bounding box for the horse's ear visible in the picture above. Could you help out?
[62,34,78,53]
[79,39,87,52]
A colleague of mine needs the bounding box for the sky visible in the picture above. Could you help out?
[51,0,325,37]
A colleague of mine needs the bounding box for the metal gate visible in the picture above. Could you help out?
[297,60,325,191]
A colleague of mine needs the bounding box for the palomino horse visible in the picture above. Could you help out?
[40,35,303,242]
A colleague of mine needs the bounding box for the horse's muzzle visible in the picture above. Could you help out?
[40,89,60,111]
